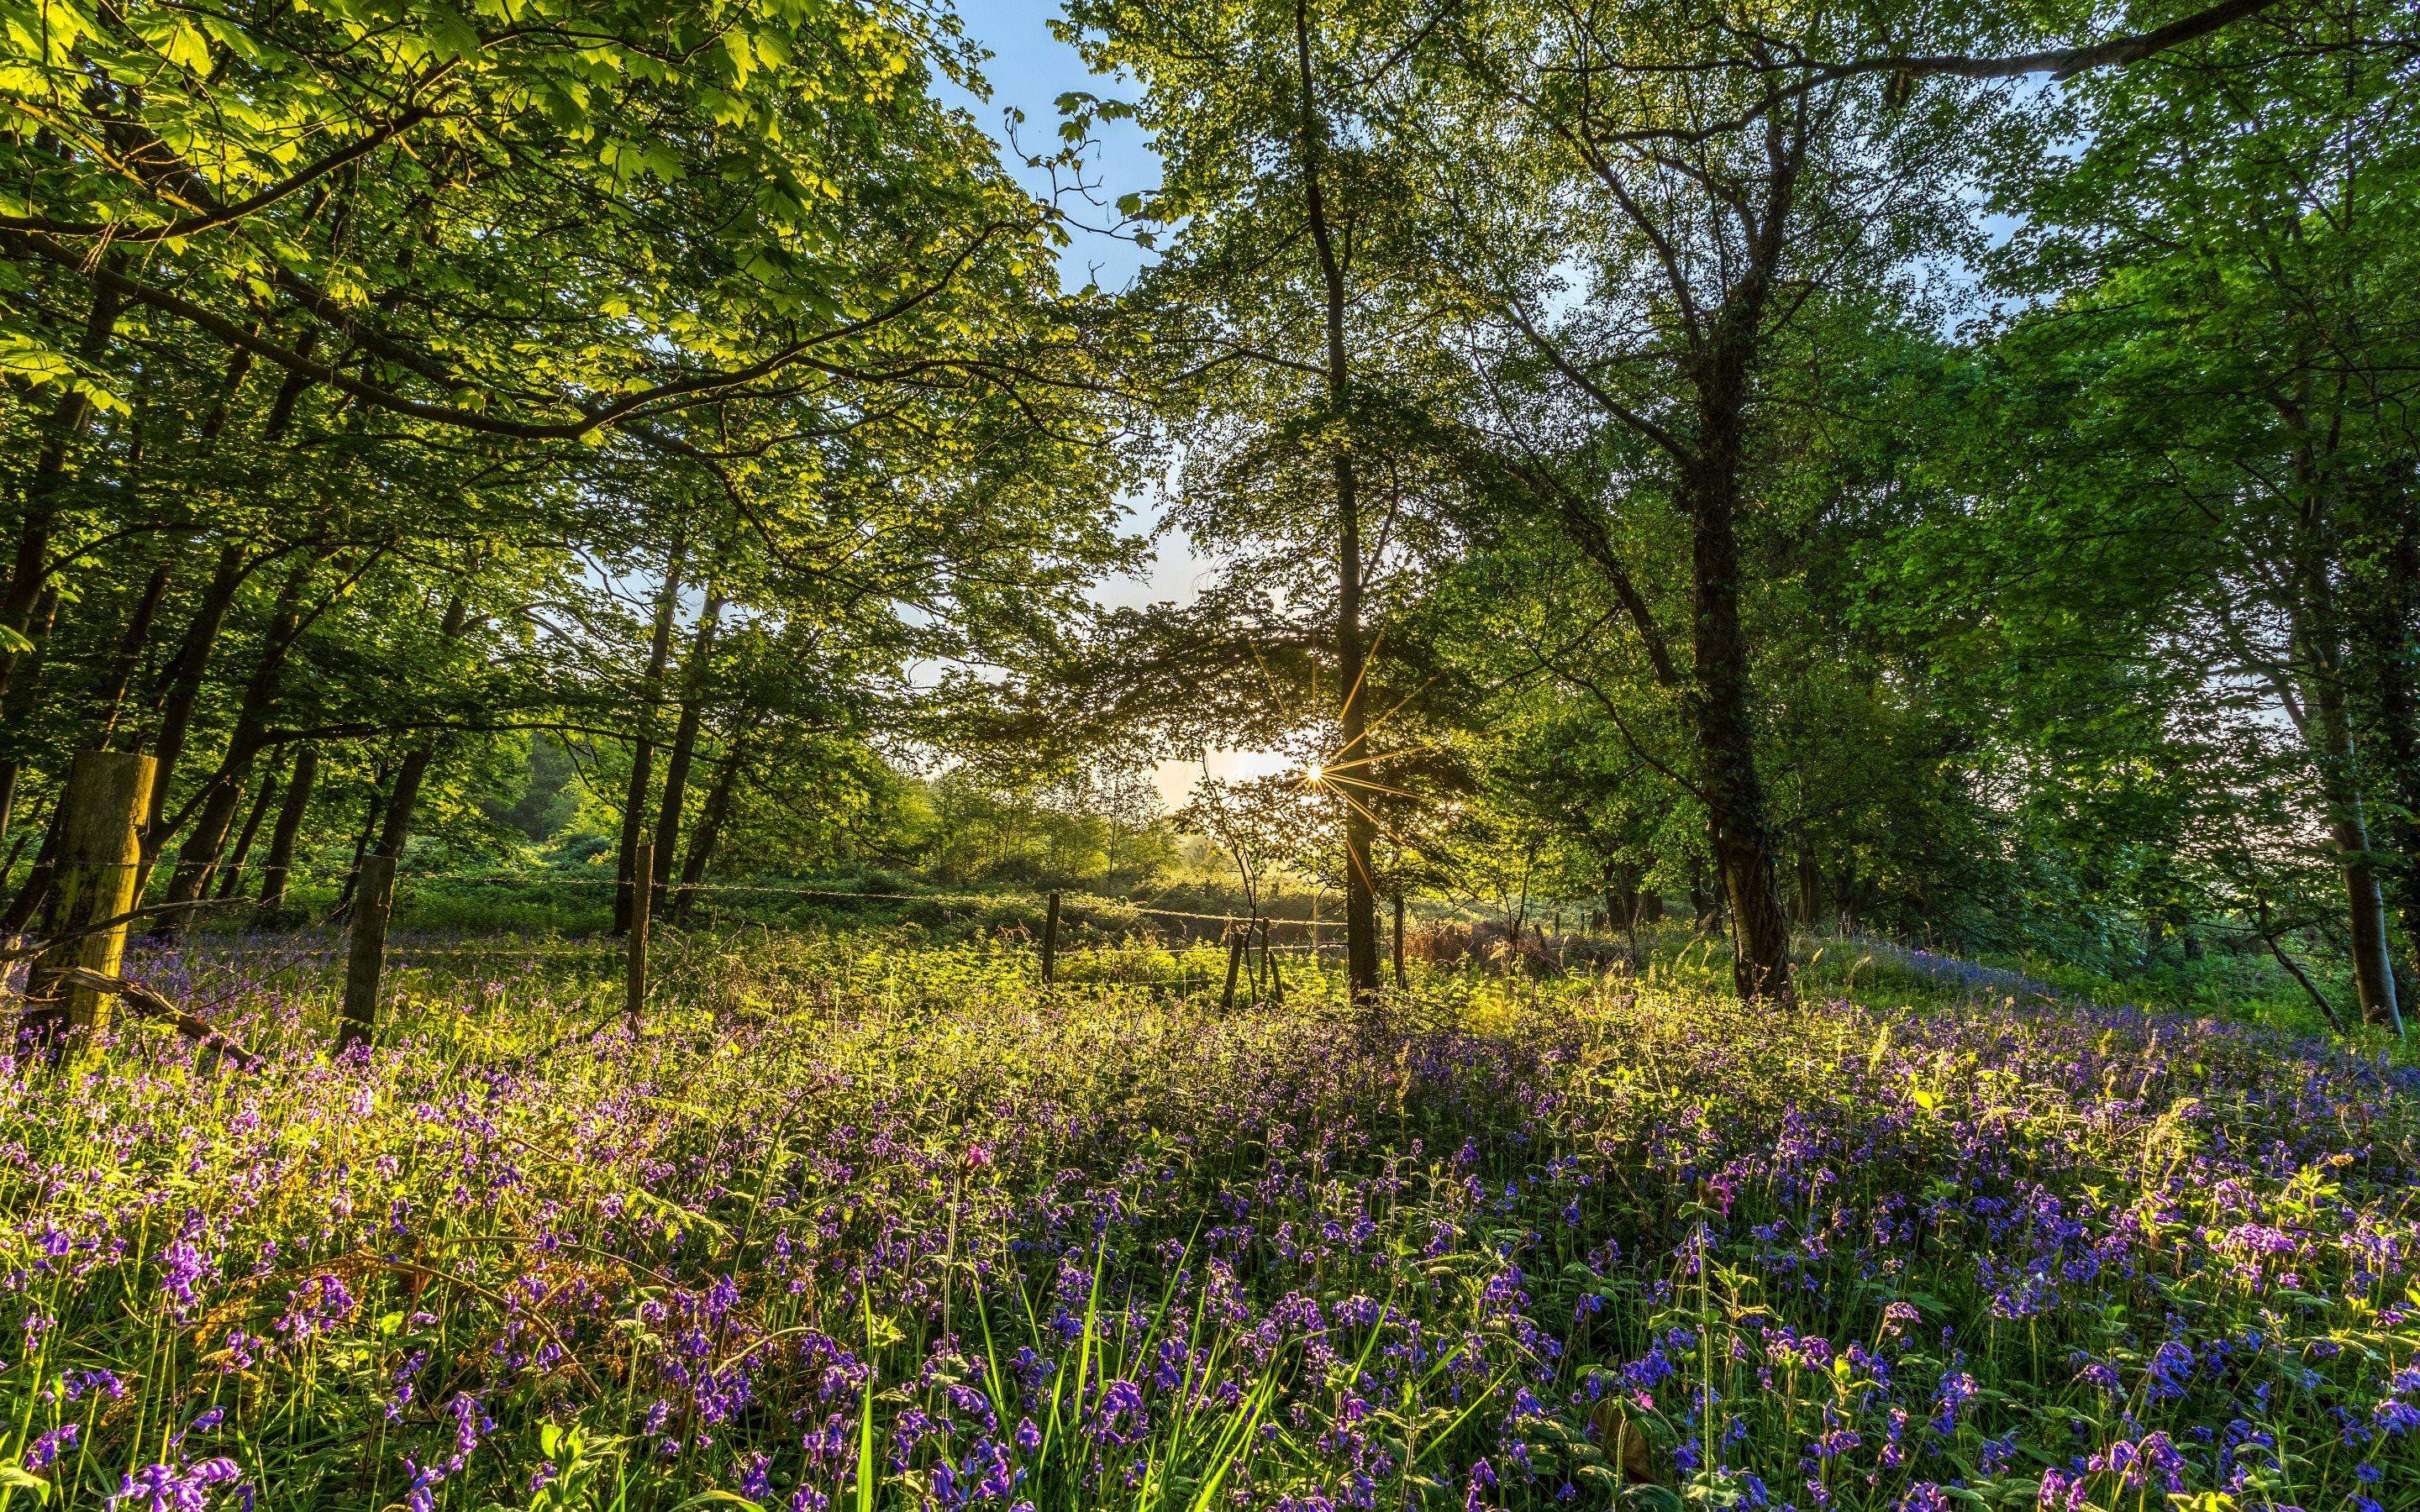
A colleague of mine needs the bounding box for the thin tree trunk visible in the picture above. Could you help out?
[158,787,249,932]
[674,739,748,922]
[0,825,30,892]
[374,591,471,860]
[615,547,685,934]
[255,743,317,916]
[0,275,120,709]
[155,559,313,932]
[2309,663,2402,1032]
[140,349,313,858]
[0,585,60,857]
[2285,448,2403,1032]
[1512,848,1533,946]
[1683,301,1795,1006]
[0,819,57,936]
[140,541,251,854]
[0,554,180,872]
[2258,899,2350,1036]
[92,557,175,743]
[217,766,281,899]
[1689,832,1722,934]
[333,770,385,917]
[650,589,724,914]
[2348,497,2420,996]
[1292,0,1379,1000]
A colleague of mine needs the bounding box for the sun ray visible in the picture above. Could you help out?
[1323,774,1423,801]
[1332,625,1386,762]
[1330,785,1449,877]
[1311,738,1444,776]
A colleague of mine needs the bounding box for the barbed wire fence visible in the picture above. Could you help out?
[3,748,1583,1065]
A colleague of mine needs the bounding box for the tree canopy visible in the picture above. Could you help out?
[4,0,2416,1031]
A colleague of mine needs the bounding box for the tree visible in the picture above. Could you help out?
[1959,0,2420,1027]
[1064,0,1462,1000]
[0,0,1136,958]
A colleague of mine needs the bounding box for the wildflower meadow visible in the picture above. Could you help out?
[5,932,2416,1512]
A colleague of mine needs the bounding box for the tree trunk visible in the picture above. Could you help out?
[91,557,175,743]
[139,339,317,854]
[140,541,251,855]
[2347,496,2420,997]
[0,554,180,874]
[1292,0,1379,1000]
[217,764,281,899]
[0,585,60,858]
[377,746,436,856]
[1522,89,1805,1005]
[1681,307,1795,1005]
[615,549,685,934]
[0,818,58,936]
[374,591,471,860]
[255,743,317,916]
[650,589,725,914]
[2310,662,2402,1031]
[0,275,120,710]
[155,559,312,932]
[333,771,386,917]
[0,823,32,891]
[2283,444,2403,1033]
[674,739,748,922]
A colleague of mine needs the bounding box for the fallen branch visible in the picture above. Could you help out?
[48,966,262,1070]
[2259,934,2352,1039]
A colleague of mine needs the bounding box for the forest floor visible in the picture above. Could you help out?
[6,931,2418,1511]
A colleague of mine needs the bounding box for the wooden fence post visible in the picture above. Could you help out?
[1221,927,1245,1012]
[1041,890,1060,984]
[625,842,652,1029]
[1392,894,1407,989]
[339,853,395,1051]
[26,750,155,1041]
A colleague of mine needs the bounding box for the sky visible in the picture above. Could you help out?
[941,3,1159,292]
[939,4,1297,804]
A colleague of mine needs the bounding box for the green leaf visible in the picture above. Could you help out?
[424,5,481,60]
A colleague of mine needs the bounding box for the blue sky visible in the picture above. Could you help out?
[944,1,1161,295]
[946,3,1215,612]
